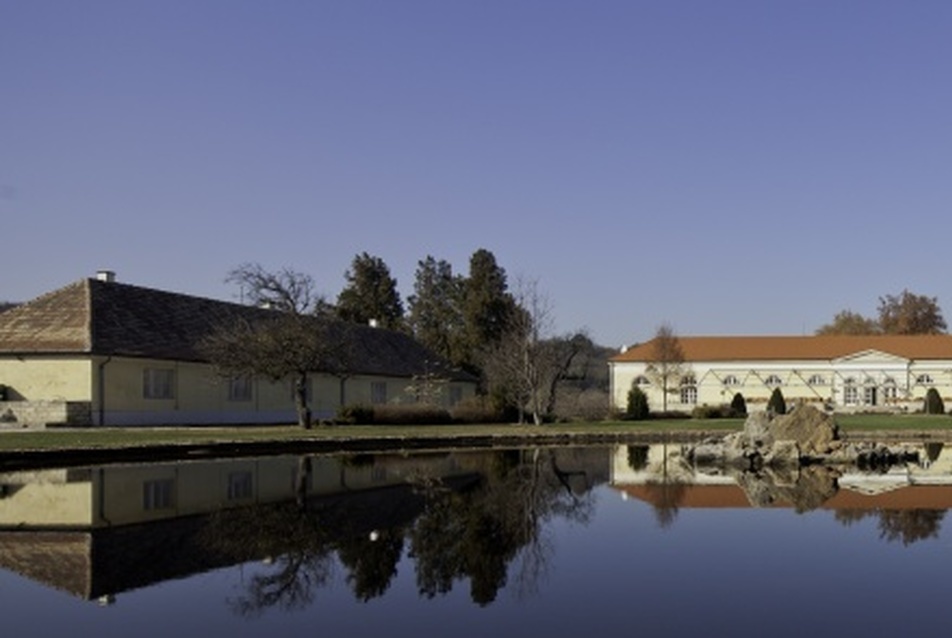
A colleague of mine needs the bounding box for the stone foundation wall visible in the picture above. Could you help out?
[0,401,93,428]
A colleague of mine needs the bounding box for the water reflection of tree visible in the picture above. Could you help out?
[337,530,405,602]
[644,478,687,529]
[834,509,946,546]
[411,448,594,605]
[201,450,596,613]
[204,501,335,617]
[879,510,945,545]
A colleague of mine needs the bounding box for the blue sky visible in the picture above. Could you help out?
[3,1,951,347]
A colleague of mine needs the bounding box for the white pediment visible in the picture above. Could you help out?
[832,349,909,365]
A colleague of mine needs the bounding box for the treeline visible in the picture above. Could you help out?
[816,289,946,335]
[221,249,613,425]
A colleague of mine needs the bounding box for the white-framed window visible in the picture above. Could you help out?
[863,385,877,405]
[764,374,783,387]
[680,376,697,405]
[807,374,826,386]
[883,378,898,401]
[722,375,739,386]
[843,378,858,405]
[916,374,934,385]
[634,375,650,386]
[371,381,388,405]
[228,376,253,402]
[227,471,254,501]
[143,479,174,510]
[143,369,175,400]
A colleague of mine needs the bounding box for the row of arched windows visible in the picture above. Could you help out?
[634,371,938,406]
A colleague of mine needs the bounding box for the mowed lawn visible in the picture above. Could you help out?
[0,412,949,453]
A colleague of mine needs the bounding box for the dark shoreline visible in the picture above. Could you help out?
[3,429,952,472]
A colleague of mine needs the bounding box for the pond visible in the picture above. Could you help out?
[1,442,950,637]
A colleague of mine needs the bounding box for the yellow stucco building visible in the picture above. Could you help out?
[0,272,476,426]
[610,335,952,414]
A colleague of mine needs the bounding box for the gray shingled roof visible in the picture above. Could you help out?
[0,278,475,382]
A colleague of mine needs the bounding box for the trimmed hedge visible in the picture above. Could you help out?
[337,403,453,425]
[450,397,511,424]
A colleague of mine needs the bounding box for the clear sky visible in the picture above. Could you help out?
[3,1,951,348]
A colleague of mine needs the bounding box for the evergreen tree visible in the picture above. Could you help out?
[407,256,464,365]
[730,392,747,417]
[767,387,786,415]
[626,383,650,420]
[336,253,404,330]
[460,249,515,369]
[924,388,945,415]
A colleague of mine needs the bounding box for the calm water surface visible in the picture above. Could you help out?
[1,444,950,637]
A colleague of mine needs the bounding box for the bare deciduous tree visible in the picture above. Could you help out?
[202,265,343,428]
[227,263,318,315]
[201,314,345,428]
[483,278,583,425]
[645,322,684,412]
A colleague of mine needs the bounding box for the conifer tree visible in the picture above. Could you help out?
[627,383,650,420]
[407,256,464,365]
[460,249,515,370]
[767,387,786,415]
[730,392,747,417]
[336,253,404,330]
[924,388,945,415]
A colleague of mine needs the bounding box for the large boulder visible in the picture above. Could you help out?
[768,404,840,456]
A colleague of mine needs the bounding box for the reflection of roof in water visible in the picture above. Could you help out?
[0,475,480,601]
[615,484,952,511]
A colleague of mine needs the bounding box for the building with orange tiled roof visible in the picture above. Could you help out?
[609,334,952,414]
[0,272,476,427]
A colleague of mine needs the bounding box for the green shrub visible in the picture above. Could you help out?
[626,384,650,421]
[730,392,747,417]
[767,387,786,415]
[337,404,375,425]
[627,445,650,471]
[372,404,452,425]
[924,388,946,415]
[652,410,691,420]
[925,442,944,463]
[691,404,734,419]
[451,397,510,424]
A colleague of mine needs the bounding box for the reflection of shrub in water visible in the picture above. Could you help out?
[925,442,944,464]
[627,445,650,472]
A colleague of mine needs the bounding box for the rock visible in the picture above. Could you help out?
[744,412,773,447]
[690,405,845,470]
[691,443,727,465]
[775,465,839,512]
[763,439,800,467]
[734,464,839,512]
[767,405,839,456]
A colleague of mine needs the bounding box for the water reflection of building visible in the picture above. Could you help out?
[0,447,611,603]
[610,442,952,512]
[0,453,476,600]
